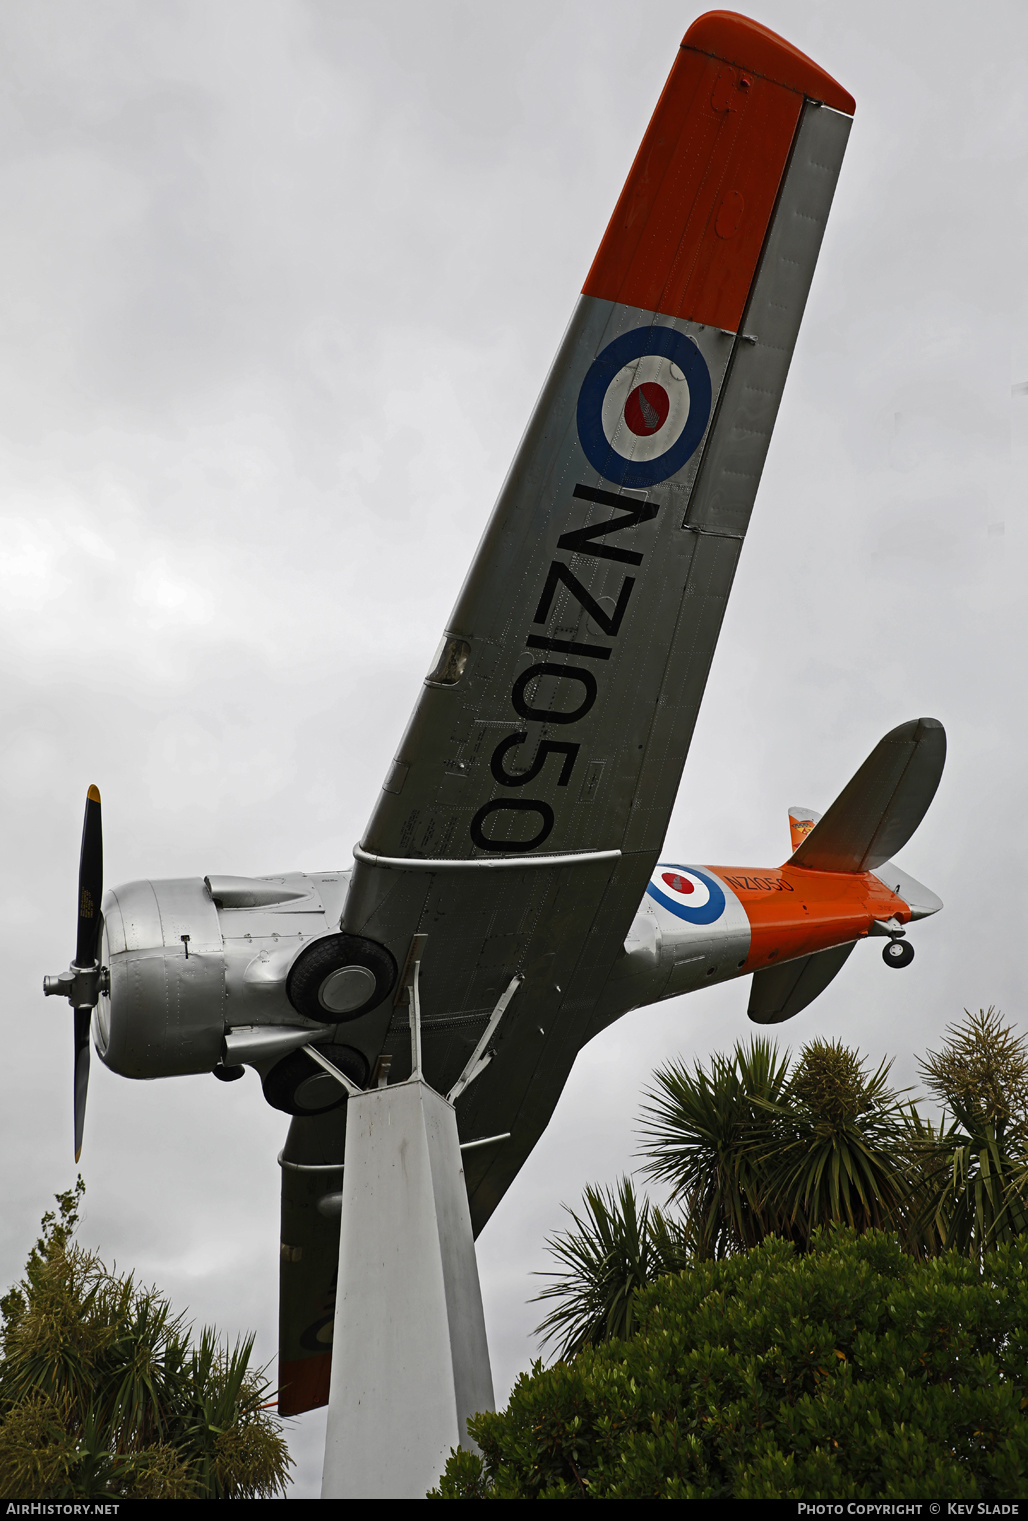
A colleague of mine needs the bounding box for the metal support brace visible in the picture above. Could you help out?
[446,976,522,1104]
[409,958,423,1081]
[301,1044,363,1098]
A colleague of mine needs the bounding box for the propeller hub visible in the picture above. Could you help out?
[43,964,108,1006]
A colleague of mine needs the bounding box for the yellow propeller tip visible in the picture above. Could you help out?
[74,1148,82,1163]
[87,785,101,803]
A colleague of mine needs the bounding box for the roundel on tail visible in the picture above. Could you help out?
[646,865,726,925]
[577,326,712,489]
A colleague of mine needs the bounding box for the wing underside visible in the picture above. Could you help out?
[278,1111,345,1416]
[280,14,856,1411]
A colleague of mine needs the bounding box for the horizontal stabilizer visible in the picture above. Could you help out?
[789,718,945,874]
[872,859,943,920]
[748,942,855,1025]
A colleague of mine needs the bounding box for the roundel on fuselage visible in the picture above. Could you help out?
[646,865,726,925]
[576,326,712,489]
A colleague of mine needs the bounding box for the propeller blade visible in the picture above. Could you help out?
[74,785,101,1159]
[75,785,103,969]
[73,1006,91,1162]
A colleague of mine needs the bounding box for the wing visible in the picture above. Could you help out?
[338,14,855,1233]
[277,1111,345,1415]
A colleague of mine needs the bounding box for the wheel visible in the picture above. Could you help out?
[262,1043,369,1116]
[286,933,396,1022]
[883,939,914,969]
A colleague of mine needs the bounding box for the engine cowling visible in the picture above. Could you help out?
[94,871,356,1080]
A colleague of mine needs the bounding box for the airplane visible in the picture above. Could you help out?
[43,12,945,1419]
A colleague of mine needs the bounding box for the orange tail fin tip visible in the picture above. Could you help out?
[788,807,819,854]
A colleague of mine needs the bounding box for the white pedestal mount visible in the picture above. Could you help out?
[314,963,520,1500]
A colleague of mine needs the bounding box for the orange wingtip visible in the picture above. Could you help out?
[277,1354,330,1416]
[683,12,855,116]
[582,13,853,331]
[87,784,101,803]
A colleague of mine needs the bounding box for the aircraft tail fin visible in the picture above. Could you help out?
[789,718,945,874]
[788,807,821,854]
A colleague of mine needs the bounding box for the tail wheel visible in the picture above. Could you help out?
[883,939,914,969]
[262,1043,369,1116]
[286,933,396,1023]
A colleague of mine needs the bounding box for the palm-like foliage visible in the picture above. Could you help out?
[534,1018,1028,1363]
[0,1181,291,1499]
[912,1009,1028,1258]
[638,1037,790,1257]
[533,1179,690,1360]
[639,1036,916,1256]
[756,1038,917,1251]
[927,1119,1028,1254]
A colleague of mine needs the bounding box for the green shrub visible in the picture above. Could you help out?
[0,1181,291,1499]
[432,1230,1028,1500]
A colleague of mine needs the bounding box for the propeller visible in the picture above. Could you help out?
[44,785,108,1160]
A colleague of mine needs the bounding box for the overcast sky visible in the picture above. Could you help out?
[0,0,1024,1495]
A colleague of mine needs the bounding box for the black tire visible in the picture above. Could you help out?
[883,939,914,969]
[286,933,396,1022]
[262,1043,369,1116]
